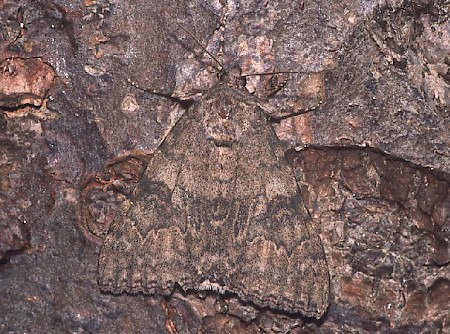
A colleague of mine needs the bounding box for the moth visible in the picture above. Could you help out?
[98,11,330,319]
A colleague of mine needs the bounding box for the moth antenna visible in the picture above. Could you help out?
[267,103,323,122]
[127,78,172,98]
[127,78,194,109]
[173,21,224,72]
[243,70,304,77]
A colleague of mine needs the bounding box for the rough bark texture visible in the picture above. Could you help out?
[0,0,448,333]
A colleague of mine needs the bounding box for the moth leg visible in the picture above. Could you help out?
[264,103,323,121]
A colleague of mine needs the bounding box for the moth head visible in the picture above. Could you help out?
[219,66,246,89]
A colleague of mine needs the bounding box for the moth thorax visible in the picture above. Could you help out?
[218,105,232,119]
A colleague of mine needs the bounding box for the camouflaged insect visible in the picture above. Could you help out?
[98,67,330,319]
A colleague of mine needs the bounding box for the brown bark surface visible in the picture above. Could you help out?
[1,0,448,333]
